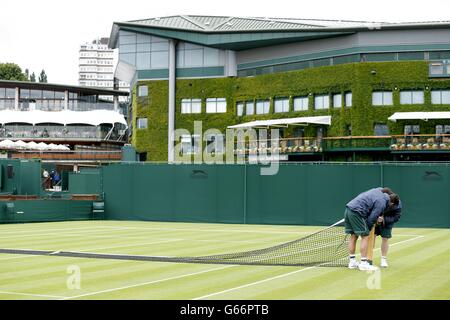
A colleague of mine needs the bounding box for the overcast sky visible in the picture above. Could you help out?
[1,0,449,85]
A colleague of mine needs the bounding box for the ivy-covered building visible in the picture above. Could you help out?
[109,15,450,162]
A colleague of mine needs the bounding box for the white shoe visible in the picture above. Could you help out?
[348,260,359,269]
[381,259,388,268]
[358,261,378,271]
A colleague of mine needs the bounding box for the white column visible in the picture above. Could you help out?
[113,95,119,112]
[64,90,69,110]
[168,39,177,163]
[225,50,237,77]
[14,87,19,110]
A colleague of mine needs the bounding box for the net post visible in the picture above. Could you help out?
[367,226,376,265]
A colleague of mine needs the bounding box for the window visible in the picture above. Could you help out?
[293,96,308,111]
[333,94,342,108]
[246,101,255,115]
[345,92,352,107]
[372,91,393,106]
[400,91,424,104]
[181,99,201,114]
[256,99,270,114]
[345,124,352,136]
[436,125,450,135]
[274,98,289,113]
[206,98,226,113]
[374,123,389,136]
[236,102,244,116]
[431,90,450,104]
[314,95,329,110]
[404,125,420,135]
[138,85,148,97]
[136,118,148,129]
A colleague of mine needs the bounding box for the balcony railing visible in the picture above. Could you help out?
[390,134,450,151]
[0,125,127,142]
[323,136,392,151]
[233,134,450,155]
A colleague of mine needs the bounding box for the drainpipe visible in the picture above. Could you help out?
[168,39,177,163]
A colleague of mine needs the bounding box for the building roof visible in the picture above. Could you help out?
[228,116,332,129]
[110,15,450,50]
[0,110,127,127]
[0,80,129,96]
[388,112,450,122]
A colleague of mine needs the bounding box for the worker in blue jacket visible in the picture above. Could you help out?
[344,187,400,271]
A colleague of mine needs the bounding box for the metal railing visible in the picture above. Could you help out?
[0,125,127,141]
[390,134,450,151]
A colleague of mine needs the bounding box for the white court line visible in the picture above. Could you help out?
[0,226,110,235]
[60,265,236,300]
[192,235,426,300]
[0,290,67,299]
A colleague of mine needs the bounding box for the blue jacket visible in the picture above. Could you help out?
[382,200,402,229]
[346,187,390,230]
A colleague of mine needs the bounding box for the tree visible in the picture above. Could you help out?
[24,68,30,80]
[38,69,48,83]
[30,72,36,82]
[0,63,28,81]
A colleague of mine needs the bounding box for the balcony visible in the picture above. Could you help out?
[0,125,127,142]
[233,134,450,156]
[390,134,450,151]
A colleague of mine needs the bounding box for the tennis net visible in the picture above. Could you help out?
[0,219,349,267]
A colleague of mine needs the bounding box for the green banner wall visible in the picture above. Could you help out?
[102,163,450,228]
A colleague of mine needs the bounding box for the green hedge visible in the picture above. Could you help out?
[133,61,450,161]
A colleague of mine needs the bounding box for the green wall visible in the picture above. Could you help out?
[68,169,102,195]
[0,159,42,196]
[132,61,450,161]
[0,200,95,223]
[102,163,450,228]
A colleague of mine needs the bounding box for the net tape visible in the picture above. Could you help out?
[0,219,349,267]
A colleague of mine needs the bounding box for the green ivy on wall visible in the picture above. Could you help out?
[132,61,450,161]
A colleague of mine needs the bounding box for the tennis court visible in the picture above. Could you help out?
[0,220,448,300]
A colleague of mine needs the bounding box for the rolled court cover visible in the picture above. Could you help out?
[0,219,350,267]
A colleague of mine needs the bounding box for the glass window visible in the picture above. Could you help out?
[136,34,151,44]
[431,90,450,104]
[293,96,308,111]
[138,85,148,97]
[429,51,450,60]
[185,49,203,67]
[345,92,352,107]
[29,90,42,99]
[237,102,244,116]
[311,58,330,67]
[374,123,389,136]
[372,91,393,106]
[20,89,30,99]
[136,52,151,69]
[151,51,168,68]
[137,43,151,52]
[314,95,330,110]
[54,91,65,100]
[204,48,220,66]
[274,98,289,113]
[400,90,424,104]
[365,53,397,62]
[136,118,148,129]
[181,98,201,114]
[246,101,254,115]
[333,54,360,65]
[42,91,54,99]
[206,98,226,113]
[0,88,5,99]
[429,63,444,75]
[151,42,169,52]
[5,88,15,99]
[119,44,136,53]
[333,94,342,108]
[256,100,270,114]
[404,125,420,135]
[119,53,136,65]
